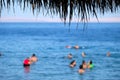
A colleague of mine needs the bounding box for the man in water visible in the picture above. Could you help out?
[82,60,87,69]
[29,54,38,63]
[78,65,85,74]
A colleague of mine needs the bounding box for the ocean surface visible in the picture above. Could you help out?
[0,22,120,80]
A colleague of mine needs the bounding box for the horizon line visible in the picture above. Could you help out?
[0,17,120,23]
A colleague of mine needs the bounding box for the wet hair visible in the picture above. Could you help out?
[82,60,85,64]
[70,60,75,65]
[79,65,83,69]
[90,60,92,64]
[69,53,72,55]
[32,54,36,56]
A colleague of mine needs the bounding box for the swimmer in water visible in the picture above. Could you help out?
[87,60,94,69]
[74,45,80,49]
[23,57,31,67]
[69,60,76,68]
[82,60,87,69]
[106,51,111,57]
[29,54,38,63]
[78,65,85,74]
[67,53,72,59]
[81,52,86,57]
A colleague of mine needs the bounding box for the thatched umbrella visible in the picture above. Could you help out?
[0,0,120,23]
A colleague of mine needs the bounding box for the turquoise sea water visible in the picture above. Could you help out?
[0,22,120,80]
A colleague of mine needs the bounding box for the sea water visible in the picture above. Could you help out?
[0,22,120,80]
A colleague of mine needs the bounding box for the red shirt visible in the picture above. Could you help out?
[23,59,30,65]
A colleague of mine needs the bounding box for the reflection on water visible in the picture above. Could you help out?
[24,66,30,73]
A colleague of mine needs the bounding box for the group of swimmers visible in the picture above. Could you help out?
[79,60,94,73]
[67,51,111,74]
[68,52,94,74]
[23,54,38,67]
[69,59,94,74]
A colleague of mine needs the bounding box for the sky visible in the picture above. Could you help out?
[0,3,120,23]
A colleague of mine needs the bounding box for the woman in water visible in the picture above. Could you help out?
[23,57,31,67]
[69,60,76,68]
[78,65,85,74]
[87,60,94,69]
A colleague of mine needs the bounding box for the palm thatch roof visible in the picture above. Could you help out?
[0,0,120,23]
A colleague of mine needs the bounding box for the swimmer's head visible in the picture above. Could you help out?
[32,54,36,56]
[82,60,86,64]
[90,60,92,64]
[70,60,76,65]
[79,65,83,69]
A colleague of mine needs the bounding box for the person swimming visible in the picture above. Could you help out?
[67,53,72,59]
[78,65,85,74]
[69,60,76,68]
[87,60,94,69]
[74,45,80,49]
[81,52,86,57]
[106,51,111,57]
[29,54,38,63]
[66,45,71,49]
[23,57,31,67]
[82,60,87,69]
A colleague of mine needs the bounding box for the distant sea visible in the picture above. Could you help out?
[0,22,120,80]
